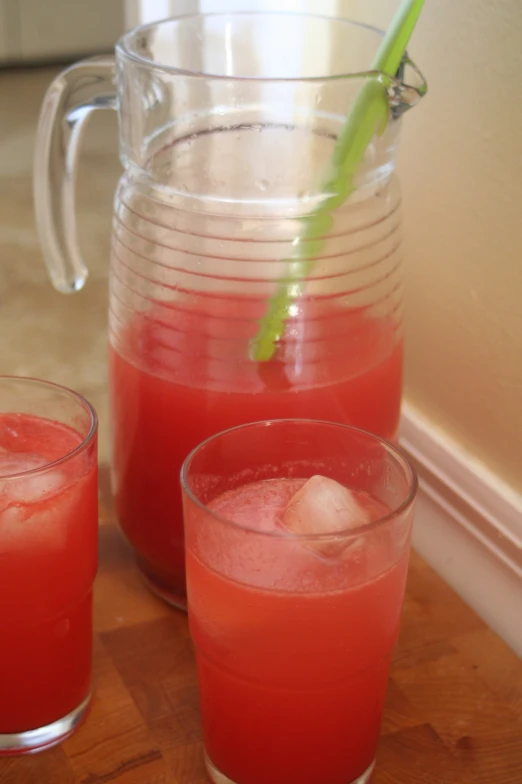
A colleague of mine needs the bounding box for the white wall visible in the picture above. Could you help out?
[343,0,522,495]
[0,0,125,62]
[125,0,198,28]
[125,0,339,27]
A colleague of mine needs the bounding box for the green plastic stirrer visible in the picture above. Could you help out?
[250,0,425,362]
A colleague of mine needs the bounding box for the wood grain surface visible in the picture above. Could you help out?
[2,474,521,784]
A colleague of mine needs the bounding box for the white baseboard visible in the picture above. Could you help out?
[400,403,522,657]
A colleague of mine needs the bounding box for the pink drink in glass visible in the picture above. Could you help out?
[0,379,97,754]
[182,420,416,784]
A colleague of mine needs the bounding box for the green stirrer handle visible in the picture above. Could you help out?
[250,0,424,362]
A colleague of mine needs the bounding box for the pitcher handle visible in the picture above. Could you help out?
[33,57,117,294]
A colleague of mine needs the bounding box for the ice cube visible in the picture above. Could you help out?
[280,475,371,557]
[0,469,73,551]
[0,451,47,478]
[0,451,66,505]
[0,453,69,552]
[0,452,65,504]
[0,503,67,551]
[7,469,65,505]
[0,505,30,547]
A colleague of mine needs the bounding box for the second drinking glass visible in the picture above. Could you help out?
[0,377,98,754]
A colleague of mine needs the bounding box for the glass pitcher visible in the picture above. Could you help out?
[33,11,426,609]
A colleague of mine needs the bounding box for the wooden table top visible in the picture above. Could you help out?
[2,479,522,784]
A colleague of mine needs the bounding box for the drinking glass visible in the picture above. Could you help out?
[181,418,417,784]
[0,377,98,754]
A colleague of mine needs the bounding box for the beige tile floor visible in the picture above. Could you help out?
[1,66,122,461]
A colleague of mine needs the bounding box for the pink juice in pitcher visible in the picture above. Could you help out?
[109,291,402,606]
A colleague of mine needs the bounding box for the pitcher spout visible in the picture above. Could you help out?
[388,56,428,119]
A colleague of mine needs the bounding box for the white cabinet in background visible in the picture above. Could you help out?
[0,0,125,64]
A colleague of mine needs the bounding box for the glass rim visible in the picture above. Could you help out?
[180,418,418,540]
[118,11,404,84]
[0,375,98,480]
